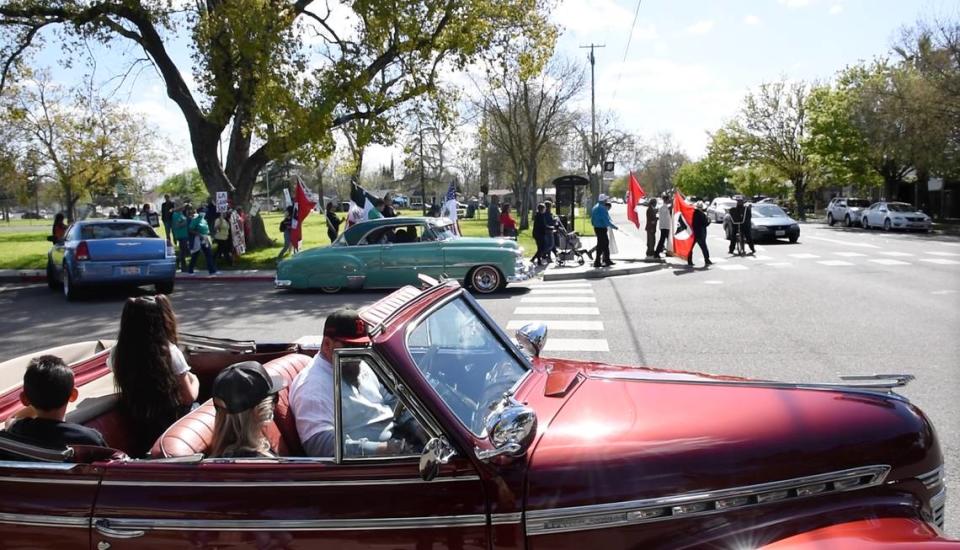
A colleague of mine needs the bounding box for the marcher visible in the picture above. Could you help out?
[277,206,294,260]
[3,355,107,449]
[531,203,546,264]
[543,201,558,263]
[214,211,233,264]
[487,196,501,237]
[382,194,397,218]
[140,203,160,228]
[499,203,517,238]
[161,195,175,242]
[591,194,618,268]
[325,202,342,243]
[209,361,285,458]
[204,197,218,228]
[645,198,659,258]
[727,196,755,255]
[172,205,191,273]
[188,208,217,275]
[51,213,67,243]
[655,193,672,257]
[689,201,713,268]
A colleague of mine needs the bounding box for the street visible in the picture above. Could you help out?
[1,206,958,535]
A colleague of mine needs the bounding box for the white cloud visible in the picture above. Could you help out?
[829,4,843,15]
[552,0,637,34]
[778,0,813,7]
[685,20,715,35]
[743,15,761,26]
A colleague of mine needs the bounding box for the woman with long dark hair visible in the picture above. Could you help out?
[51,213,67,242]
[110,295,199,455]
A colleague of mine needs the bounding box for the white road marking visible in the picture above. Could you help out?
[931,290,958,295]
[746,255,774,261]
[925,251,960,257]
[817,260,855,266]
[526,282,592,288]
[520,296,597,303]
[789,253,821,259]
[920,258,960,265]
[834,252,867,257]
[766,262,794,268]
[506,320,604,331]
[868,259,911,266]
[879,251,913,257]
[806,236,880,248]
[717,264,749,271]
[704,280,724,285]
[514,306,600,315]
[528,288,595,295]
[711,256,728,262]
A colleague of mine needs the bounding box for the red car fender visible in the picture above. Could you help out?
[762,517,958,549]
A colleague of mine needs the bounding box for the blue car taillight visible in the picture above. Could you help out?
[76,241,90,261]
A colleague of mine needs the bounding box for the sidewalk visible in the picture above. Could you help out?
[539,229,670,282]
[0,269,275,284]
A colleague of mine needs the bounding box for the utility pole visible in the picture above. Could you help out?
[580,43,605,201]
[419,124,427,216]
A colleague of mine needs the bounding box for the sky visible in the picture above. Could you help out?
[26,0,957,183]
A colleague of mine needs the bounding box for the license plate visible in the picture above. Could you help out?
[775,230,786,236]
[119,266,140,275]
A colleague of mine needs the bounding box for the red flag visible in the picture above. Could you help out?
[625,172,646,228]
[291,179,317,248]
[672,190,695,261]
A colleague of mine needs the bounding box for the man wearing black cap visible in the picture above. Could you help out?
[289,308,371,457]
[209,361,285,458]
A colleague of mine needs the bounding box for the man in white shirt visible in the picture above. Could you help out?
[288,309,370,457]
[654,193,673,258]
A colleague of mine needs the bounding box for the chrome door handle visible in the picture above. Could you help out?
[94,519,145,538]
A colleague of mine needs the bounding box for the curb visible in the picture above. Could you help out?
[0,270,45,283]
[0,270,275,284]
[542,262,665,281]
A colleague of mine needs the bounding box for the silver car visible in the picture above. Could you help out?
[861,201,933,232]
[826,197,871,227]
[707,197,737,223]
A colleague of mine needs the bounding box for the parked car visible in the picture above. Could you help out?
[275,217,533,294]
[0,279,953,549]
[723,203,800,243]
[861,201,933,232]
[826,197,872,227]
[46,219,177,300]
[707,197,737,223]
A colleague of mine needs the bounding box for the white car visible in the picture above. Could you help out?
[860,201,933,232]
[826,197,871,227]
[707,197,737,223]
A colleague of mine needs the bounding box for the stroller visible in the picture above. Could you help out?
[553,218,588,267]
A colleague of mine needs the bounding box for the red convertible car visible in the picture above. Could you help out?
[0,279,954,549]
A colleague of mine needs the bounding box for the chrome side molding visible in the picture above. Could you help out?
[837,373,915,392]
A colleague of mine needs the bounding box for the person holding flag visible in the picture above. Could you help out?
[346,177,378,228]
[440,180,461,236]
[672,192,712,268]
[625,172,645,229]
[290,177,317,254]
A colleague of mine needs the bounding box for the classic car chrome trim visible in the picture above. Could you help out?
[918,465,944,490]
[100,475,480,488]
[930,487,946,531]
[0,475,98,485]
[0,461,83,472]
[525,465,890,536]
[92,514,488,531]
[490,512,523,525]
[0,512,89,528]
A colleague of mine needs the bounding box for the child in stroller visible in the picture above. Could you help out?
[553,217,588,267]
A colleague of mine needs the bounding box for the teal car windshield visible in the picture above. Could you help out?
[408,298,527,435]
[429,223,457,241]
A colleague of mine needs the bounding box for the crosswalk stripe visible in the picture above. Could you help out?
[817,260,855,266]
[880,251,913,257]
[806,236,879,248]
[526,282,592,288]
[521,296,597,303]
[528,288,595,295]
[766,262,793,268]
[514,306,600,315]
[717,264,748,271]
[506,320,604,331]
[789,253,821,259]
[926,251,960,257]
[920,258,960,265]
[869,259,910,266]
[834,252,867,257]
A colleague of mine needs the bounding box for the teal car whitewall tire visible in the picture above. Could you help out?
[469,265,502,294]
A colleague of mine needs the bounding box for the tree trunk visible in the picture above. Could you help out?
[792,174,807,221]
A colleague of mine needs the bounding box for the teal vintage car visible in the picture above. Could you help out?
[275,217,534,294]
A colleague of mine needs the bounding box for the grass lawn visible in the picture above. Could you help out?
[0,208,585,271]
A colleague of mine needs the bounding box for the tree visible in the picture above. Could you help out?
[1,0,554,242]
[713,81,817,220]
[2,70,159,221]
[570,111,635,200]
[637,133,689,197]
[673,156,731,199]
[156,168,207,206]
[483,56,584,229]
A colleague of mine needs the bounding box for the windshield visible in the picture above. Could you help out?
[408,297,527,435]
[79,223,157,239]
[717,200,736,208]
[429,223,457,241]
[887,203,915,212]
[752,204,787,218]
[847,199,871,208]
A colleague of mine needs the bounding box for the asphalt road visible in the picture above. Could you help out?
[0,205,958,535]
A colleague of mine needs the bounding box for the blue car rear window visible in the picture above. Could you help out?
[79,224,157,240]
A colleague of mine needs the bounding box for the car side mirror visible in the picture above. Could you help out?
[516,322,548,358]
[419,437,456,481]
[474,398,538,462]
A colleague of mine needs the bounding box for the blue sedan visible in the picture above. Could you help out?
[46,220,177,300]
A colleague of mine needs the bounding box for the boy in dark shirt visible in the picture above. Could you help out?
[5,355,107,448]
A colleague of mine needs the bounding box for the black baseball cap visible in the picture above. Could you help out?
[212,361,285,414]
[323,308,369,345]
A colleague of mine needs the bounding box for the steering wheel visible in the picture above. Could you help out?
[419,344,441,380]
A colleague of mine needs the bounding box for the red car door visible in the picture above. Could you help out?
[0,461,99,549]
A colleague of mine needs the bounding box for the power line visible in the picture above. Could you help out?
[610,0,644,105]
